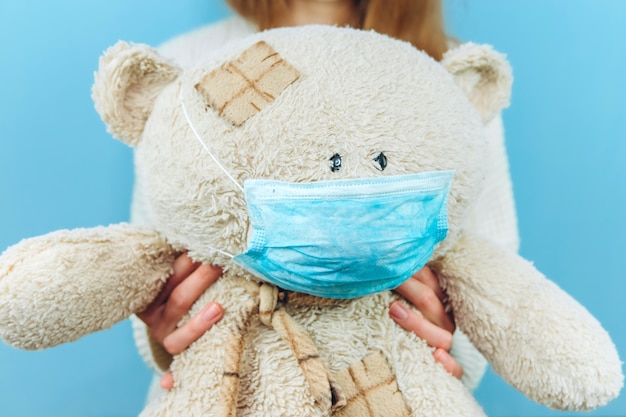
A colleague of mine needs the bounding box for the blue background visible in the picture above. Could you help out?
[0,1,624,416]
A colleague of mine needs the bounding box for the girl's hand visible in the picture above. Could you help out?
[139,258,462,389]
[391,266,464,379]
[136,253,224,388]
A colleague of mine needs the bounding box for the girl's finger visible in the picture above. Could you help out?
[138,253,200,322]
[162,264,223,327]
[394,278,455,333]
[160,371,174,390]
[411,266,444,301]
[434,348,464,380]
[162,302,223,355]
[389,301,453,351]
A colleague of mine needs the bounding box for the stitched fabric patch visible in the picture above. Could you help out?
[332,351,411,417]
[195,41,300,126]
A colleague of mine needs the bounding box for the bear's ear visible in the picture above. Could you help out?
[92,41,181,146]
[442,43,513,124]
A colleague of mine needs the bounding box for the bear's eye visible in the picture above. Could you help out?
[330,153,342,172]
[373,152,387,171]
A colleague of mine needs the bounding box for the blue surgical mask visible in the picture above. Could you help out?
[180,93,453,299]
[232,172,453,298]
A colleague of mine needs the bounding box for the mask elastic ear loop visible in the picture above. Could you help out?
[202,246,235,259]
[179,88,240,259]
[179,89,245,194]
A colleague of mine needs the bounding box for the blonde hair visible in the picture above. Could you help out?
[225,0,449,61]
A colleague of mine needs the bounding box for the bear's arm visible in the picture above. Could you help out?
[431,233,623,411]
[0,223,176,350]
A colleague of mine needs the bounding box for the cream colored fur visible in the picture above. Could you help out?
[0,26,621,416]
[0,225,176,349]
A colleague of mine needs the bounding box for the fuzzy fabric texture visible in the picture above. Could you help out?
[93,42,181,146]
[131,17,516,394]
[0,25,622,416]
[432,233,624,410]
[0,224,175,349]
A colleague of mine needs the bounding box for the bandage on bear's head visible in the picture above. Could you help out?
[195,41,300,126]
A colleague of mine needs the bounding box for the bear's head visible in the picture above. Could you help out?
[93,25,511,285]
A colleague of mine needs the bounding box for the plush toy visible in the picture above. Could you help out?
[0,26,622,417]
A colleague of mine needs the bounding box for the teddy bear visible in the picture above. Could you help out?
[0,25,622,417]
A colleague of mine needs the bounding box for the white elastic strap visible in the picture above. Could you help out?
[205,245,235,259]
[179,90,245,193]
[180,89,240,259]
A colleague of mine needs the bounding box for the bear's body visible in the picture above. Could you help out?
[0,26,621,417]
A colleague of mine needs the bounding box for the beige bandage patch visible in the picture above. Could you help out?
[332,352,411,417]
[195,41,300,126]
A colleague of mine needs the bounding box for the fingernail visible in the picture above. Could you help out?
[202,303,221,322]
[389,302,408,320]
